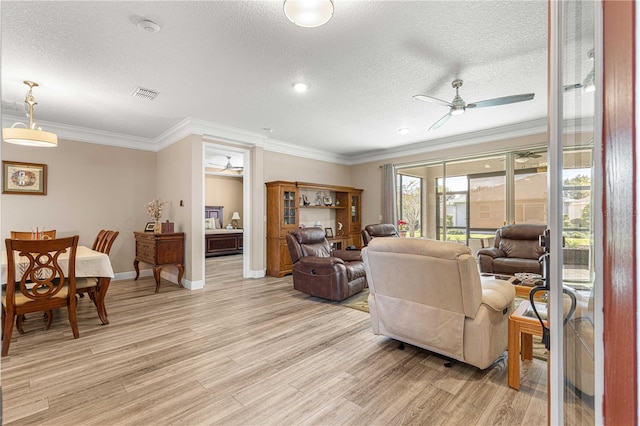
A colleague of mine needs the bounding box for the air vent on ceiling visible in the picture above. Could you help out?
[131,87,159,101]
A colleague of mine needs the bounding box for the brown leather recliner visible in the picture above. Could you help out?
[286,228,367,301]
[361,223,399,246]
[477,224,546,275]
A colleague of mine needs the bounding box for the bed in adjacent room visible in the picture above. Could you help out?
[205,205,243,257]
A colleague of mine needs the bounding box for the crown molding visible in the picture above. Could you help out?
[1,114,158,151]
[3,114,592,166]
[347,118,549,165]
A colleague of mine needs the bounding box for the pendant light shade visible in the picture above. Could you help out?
[2,81,58,148]
[284,0,334,28]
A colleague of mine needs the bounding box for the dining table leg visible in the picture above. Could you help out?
[95,277,111,325]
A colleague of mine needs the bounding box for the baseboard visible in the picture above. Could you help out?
[248,268,266,278]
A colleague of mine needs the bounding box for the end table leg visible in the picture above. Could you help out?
[133,260,140,280]
[153,266,162,293]
[508,317,520,390]
[176,264,185,288]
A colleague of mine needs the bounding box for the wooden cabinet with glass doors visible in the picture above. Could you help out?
[266,181,363,277]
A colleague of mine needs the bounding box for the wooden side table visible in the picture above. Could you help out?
[508,300,546,390]
[133,231,185,292]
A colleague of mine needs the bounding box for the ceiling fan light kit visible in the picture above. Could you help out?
[2,81,58,147]
[283,0,334,28]
[413,79,535,131]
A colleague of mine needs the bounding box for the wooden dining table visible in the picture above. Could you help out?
[1,245,115,324]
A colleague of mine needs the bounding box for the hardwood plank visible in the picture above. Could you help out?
[1,254,548,425]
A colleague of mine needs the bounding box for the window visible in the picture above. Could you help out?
[397,174,422,237]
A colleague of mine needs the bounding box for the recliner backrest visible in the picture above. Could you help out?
[362,223,399,246]
[364,237,482,319]
[494,224,546,259]
[286,228,332,264]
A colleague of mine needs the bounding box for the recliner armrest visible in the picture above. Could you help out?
[332,249,362,262]
[480,279,515,312]
[477,247,506,259]
[299,256,345,268]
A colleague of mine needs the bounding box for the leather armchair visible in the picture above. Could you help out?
[361,223,399,246]
[477,224,546,275]
[286,228,367,301]
[363,237,515,369]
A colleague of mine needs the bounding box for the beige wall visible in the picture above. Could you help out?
[264,151,351,186]
[205,174,243,228]
[156,134,204,287]
[1,138,156,273]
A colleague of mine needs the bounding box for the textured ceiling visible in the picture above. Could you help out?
[1,1,558,160]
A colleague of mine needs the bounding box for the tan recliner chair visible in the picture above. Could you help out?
[362,237,515,370]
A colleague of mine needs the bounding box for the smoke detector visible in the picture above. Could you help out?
[137,19,160,33]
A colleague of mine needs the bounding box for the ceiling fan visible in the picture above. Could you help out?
[208,156,243,172]
[564,49,595,93]
[514,151,542,163]
[413,79,535,130]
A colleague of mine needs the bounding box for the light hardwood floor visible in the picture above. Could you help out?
[2,255,548,425]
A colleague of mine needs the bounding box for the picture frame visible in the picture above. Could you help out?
[325,227,334,238]
[2,161,47,195]
[144,222,156,232]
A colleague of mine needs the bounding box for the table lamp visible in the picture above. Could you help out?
[231,212,241,229]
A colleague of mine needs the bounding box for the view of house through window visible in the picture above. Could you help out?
[396,147,592,282]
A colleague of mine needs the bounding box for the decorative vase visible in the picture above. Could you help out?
[154,220,161,234]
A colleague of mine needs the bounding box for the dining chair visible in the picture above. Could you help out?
[2,235,80,356]
[10,230,57,240]
[76,230,119,322]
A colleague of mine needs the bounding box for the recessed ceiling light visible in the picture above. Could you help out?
[293,82,308,93]
[398,128,410,135]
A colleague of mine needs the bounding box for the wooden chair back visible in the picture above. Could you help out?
[91,230,119,255]
[2,236,80,356]
[10,230,57,240]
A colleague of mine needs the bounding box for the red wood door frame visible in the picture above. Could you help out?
[603,0,637,423]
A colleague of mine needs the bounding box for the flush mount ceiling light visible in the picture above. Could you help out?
[284,0,334,28]
[293,82,309,93]
[398,128,410,135]
[2,81,58,147]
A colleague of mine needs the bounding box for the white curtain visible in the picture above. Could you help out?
[381,163,397,226]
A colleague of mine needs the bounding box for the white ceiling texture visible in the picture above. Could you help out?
[1,1,554,167]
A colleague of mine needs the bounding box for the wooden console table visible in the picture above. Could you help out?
[133,231,185,293]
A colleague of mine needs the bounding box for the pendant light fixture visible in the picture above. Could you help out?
[2,81,58,147]
[283,0,334,28]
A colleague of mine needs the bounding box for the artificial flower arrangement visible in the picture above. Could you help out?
[147,199,165,221]
[397,219,408,231]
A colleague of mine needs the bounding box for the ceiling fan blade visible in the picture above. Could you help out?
[429,113,452,130]
[467,93,535,109]
[413,94,452,108]
[564,83,583,92]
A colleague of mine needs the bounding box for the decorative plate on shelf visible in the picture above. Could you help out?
[515,272,543,286]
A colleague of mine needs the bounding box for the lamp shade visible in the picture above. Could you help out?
[231,212,241,220]
[2,127,58,147]
[284,0,334,28]
[3,81,58,148]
